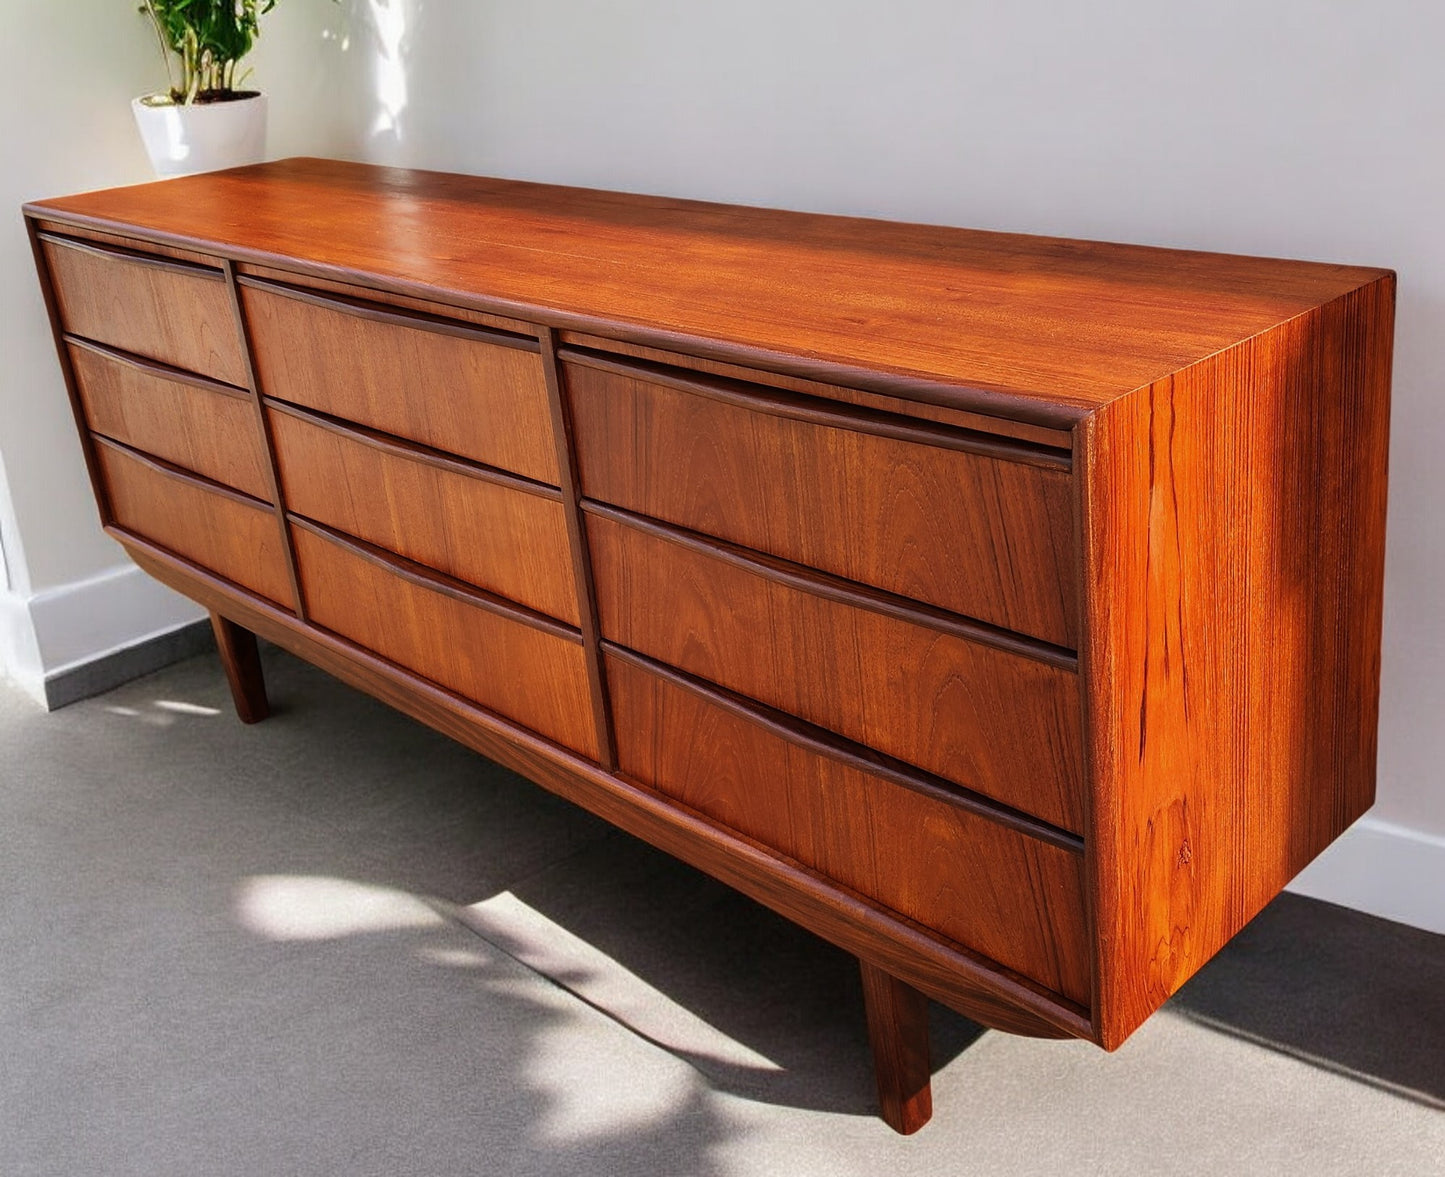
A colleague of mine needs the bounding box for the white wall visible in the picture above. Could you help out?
[3,1,1440,929]
[0,1,197,701]
[0,0,360,703]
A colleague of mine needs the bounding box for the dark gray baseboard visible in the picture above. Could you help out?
[43,619,216,710]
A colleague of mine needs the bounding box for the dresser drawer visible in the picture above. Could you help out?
[565,352,1077,648]
[39,233,247,387]
[588,506,1085,833]
[291,521,599,759]
[71,339,270,501]
[241,278,559,484]
[269,403,579,624]
[95,438,293,608]
[607,649,1090,1003]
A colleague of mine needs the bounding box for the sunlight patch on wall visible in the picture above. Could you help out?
[367,0,411,142]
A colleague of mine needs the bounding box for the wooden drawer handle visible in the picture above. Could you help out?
[584,499,1077,669]
[93,434,269,511]
[560,345,1072,471]
[265,398,562,502]
[67,334,251,400]
[604,641,1083,854]
[36,230,224,280]
[236,273,541,352]
[288,514,583,645]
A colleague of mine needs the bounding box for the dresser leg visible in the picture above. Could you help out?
[210,612,270,724]
[859,958,933,1134]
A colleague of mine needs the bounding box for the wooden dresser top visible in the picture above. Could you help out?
[28,156,1389,427]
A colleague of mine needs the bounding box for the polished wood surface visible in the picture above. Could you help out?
[239,261,541,339]
[25,160,1396,1133]
[588,507,1085,832]
[557,330,1074,450]
[210,612,269,724]
[860,960,933,1134]
[1079,272,1395,1048]
[39,233,247,386]
[69,337,271,500]
[240,277,559,484]
[32,217,226,269]
[607,650,1090,1003]
[567,353,1078,647]
[27,157,1387,428]
[95,437,294,608]
[290,521,599,760]
[268,402,579,624]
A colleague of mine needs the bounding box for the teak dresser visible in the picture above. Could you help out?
[25,159,1394,1133]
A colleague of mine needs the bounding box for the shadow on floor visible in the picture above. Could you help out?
[68,643,988,1126]
[1170,891,1445,1108]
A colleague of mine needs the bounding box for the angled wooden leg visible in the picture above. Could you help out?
[210,611,270,724]
[860,958,933,1134]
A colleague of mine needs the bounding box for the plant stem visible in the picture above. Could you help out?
[141,1,177,97]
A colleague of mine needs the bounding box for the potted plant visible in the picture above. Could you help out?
[133,1,282,177]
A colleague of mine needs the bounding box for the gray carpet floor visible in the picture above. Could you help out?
[1,644,1441,1176]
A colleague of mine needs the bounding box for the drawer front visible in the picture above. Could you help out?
[241,280,559,484]
[588,508,1085,833]
[291,522,598,760]
[95,438,293,608]
[566,355,1077,648]
[71,340,271,501]
[41,235,247,387]
[269,405,579,625]
[608,651,1090,1003]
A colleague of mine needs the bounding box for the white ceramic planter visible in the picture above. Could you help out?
[132,93,268,178]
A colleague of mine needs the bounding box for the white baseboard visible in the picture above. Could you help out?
[1288,816,1445,935]
[0,561,204,707]
[0,585,45,702]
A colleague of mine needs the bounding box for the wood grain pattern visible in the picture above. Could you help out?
[39,233,247,386]
[31,218,225,269]
[1079,274,1395,1048]
[557,330,1073,450]
[588,508,1085,832]
[26,219,115,527]
[568,355,1078,647]
[268,402,579,624]
[290,520,599,760]
[111,526,1092,1042]
[238,261,541,339]
[604,642,1079,853]
[240,277,560,484]
[25,158,1389,427]
[860,960,933,1134]
[94,437,293,608]
[607,649,1091,1003]
[210,612,269,724]
[69,338,271,500]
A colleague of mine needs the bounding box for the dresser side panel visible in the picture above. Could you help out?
[1081,275,1394,1047]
